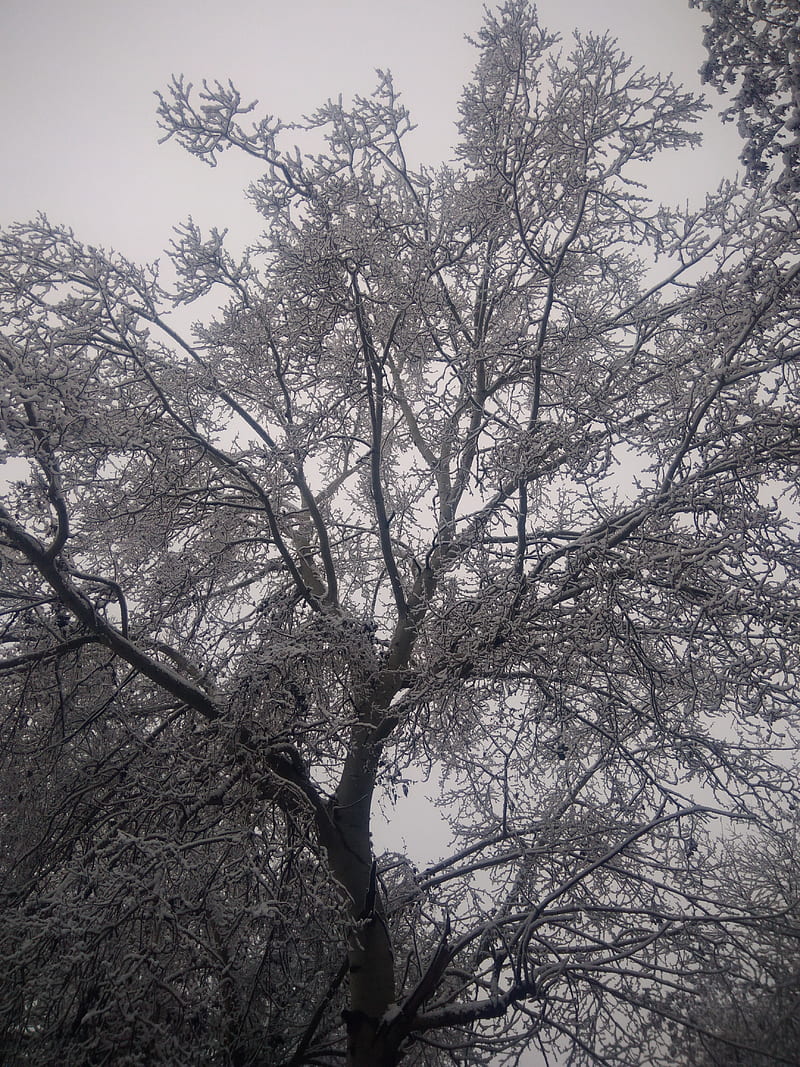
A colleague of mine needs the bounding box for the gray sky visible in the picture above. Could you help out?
[1,0,744,867]
[0,8,750,1059]
[1,0,748,867]
[2,0,741,265]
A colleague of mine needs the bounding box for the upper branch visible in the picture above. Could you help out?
[144,313,339,607]
[350,268,408,618]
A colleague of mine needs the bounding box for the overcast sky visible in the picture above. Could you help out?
[0,11,760,1063]
[1,0,744,867]
[2,0,742,267]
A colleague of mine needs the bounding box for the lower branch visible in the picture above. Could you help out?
[412,980,539,1032]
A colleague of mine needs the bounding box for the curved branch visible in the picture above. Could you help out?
[0,504,220,721]
[144,313,339,607]
[350,268,407,618]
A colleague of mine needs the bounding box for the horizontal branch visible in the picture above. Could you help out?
[412,979,538,1032]
[0,635,95,672]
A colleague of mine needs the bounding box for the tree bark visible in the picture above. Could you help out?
[322,714,399,1066]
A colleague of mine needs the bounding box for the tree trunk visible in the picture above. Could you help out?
[345,1009,401,1067]
[343,917,401,1066]
[322,715,400,1067]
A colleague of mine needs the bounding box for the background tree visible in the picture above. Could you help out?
[655,821,800,1067]
[1,2,799,1064]
[690,0,800,188]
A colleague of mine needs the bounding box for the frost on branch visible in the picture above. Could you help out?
[691,0,800,189]
[156,76,278,166]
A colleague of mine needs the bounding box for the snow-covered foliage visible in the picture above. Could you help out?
[691,0,800,189]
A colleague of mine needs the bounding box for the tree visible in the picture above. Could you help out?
[1,2,799,1063]
[662,821,800,1067]
[690,0,800,189]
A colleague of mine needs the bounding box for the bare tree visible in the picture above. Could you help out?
[1,2,799,1064]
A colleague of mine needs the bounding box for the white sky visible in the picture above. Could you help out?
[2,0,742,265]
[0,6,750,1060]
[0,0,745,866]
